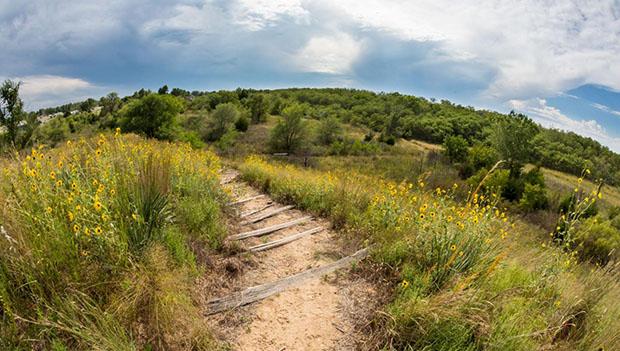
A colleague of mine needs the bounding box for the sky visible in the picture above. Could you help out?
[1,0,620,151]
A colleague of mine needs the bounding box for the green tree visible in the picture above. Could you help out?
[120,94,183,139]
[490,112,539,176]
[99,92,122,117]
[0,79,24,146]
[79,98,96,112]
[270,103,307,153]
[235,113,250,132]
[249,94,268,123]
[443,135,468,163]
[158,85,169,94]
[208,103,238,141]
[316,116,342,145]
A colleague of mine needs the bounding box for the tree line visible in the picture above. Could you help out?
[3,83,619,185]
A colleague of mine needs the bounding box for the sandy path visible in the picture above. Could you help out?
[209,170,372,350]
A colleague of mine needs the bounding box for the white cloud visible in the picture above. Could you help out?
[509,98,620,152]
[319,0,620,99]
[294,33,363,74]
[5,75,101,110]
[232,0,309,31]
[591,103,620,117]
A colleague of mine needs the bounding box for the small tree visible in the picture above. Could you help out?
[99,92,122,117]
[208,103,238,141]
[235,114,250,132]
[120,94,183,140]
[157,85,169,94]
[270,103,307,153]
[443,135,468,163]
[248,94,268,123]
[316,116,342,145]
[490,112,539,176]
[0,79,24,146]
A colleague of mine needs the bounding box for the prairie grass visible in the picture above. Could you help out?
[238,155,620,350]
[0,132,226,349]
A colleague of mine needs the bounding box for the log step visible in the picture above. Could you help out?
[229,216,312,240]
[205,248,369,315]
[240,205,295,225]
[247,227,323,252]
[230,194,265,206]
[240,203,274,218]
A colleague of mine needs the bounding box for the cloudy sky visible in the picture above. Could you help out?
[1,0,620,150]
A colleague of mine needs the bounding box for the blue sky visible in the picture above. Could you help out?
[1,0,620,150]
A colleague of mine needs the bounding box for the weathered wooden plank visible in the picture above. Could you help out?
[229,194,265,206]
[240,203,274,218]
[247,227,323,252]
[240,205,294,225]
[229,216,312,240]
[205,248,369,315]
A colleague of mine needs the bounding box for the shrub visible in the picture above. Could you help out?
[207,103,238,141]
[443,135,469,163]
[35,117,70,146]
[120,94,183,140]
[269,103,307,153]
[248,94,268,123]
[574,218,620,265]
[559,194,598,219]
[315,116,342,145]
[234,114,249,132]
[519,183,549,212]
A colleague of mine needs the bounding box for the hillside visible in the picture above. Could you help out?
[2,86,620,350]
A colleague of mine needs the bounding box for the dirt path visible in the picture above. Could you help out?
[208,170,375,350]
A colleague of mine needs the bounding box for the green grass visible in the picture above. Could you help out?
[0,134,227,350]
[237,155,620,350]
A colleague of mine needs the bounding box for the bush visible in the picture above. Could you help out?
[234,114,249,132]
[120,94,183,140]
[559,194,598,219]
[574,218,620,265]
[207,103,238,141]
[269,103,307,153]
[316,116,342,145]
[519,183,549,212]
[443,135,469,163]
[34,117,69,146]
[248,94,268,123]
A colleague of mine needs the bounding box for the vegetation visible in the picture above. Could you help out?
[0,132,226,349]
[119,94,183,140]
[238,156,620,350]
[4,84,620,349]
[269,103,308,153]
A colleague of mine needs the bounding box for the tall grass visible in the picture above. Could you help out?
[238,156,620,350]
[0,133,226,349]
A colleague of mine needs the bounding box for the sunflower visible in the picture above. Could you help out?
[94,226,103,235]
[94,202,103,211]
[450,244,457,251]
[401,280,410,289]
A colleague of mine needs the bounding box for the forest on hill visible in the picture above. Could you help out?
[34,87,620,186]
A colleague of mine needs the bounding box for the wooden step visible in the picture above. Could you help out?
[205,248,369,315]
[240,205,295,225]
[230,194,265,206]
[247,227,323,252]
[240,203,274,218]
[229,216,312,240]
